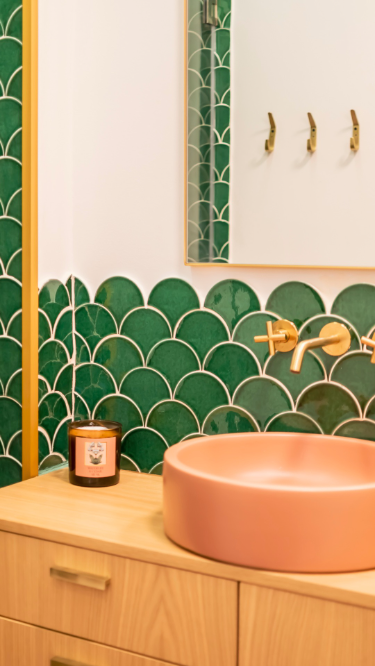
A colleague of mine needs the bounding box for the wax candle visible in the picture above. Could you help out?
[68,420,121,487]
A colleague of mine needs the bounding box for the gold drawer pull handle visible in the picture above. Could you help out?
[50,566,110,591]
[51,657,90,666]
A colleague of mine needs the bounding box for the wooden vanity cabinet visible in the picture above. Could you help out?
[2,470,375,666]
[239,583,375,666]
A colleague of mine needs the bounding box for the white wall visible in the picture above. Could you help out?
[231,0,375,268]
[39,0,375,311]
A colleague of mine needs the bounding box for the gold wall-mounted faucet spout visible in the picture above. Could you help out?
[254,319,298,356]
[350,110,360,152]
[290,322,351,374]
[361,333,375,362]
[265,113,276,152]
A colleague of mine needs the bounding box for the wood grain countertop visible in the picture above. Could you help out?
[1,469,375,611]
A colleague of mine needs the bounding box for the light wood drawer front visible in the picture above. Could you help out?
[0,531,237,666]
[0,615,176,666]
[239,583,375,666]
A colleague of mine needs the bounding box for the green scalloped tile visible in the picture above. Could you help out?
[75,304,117,354]
[38,310,52,348]
[174,371,229,424]
[65,276,90,308]
[147,340,200,391]
[7,431,21,462]
[120,307,171,357]
[38,430,50,463]
[95,277,144,327]
[54,310,73,357]
[148,279,200,329]
[5,368,21,402]
[0,217,21,265]
[233,377,293,431]
[75,363,116,414]
[0,397,21,445]
[120,368,171,420]
[0,1,22,27]
[6,6,22,40]
[54,364,73,408]
[175,310,229,363]
[0,37,21,89]
[6,69,22,102]
[297,382,361,434]
[74,393,90,421]
[203,405,258,435]
[7,248,21,280]
[39,280,70,328]
[39,340,69,387]
[38,376,49,403]
[299,314,360,373]
[39,454,65,471]
[265,350,325,402]
[266,282,325,329]
[333,419,375,442]
[121,428,167,473]
[204,342,260,396]
[0,456,21,488]
[120,455,140,472]
[0,276,21,326]
[0,336,21,386]
[330,352,375,411]
[204,280,260,333]
[52,418,71,459]
[149,462,163,475]
[265,412,322,434]
[232,312,278,367]
[39,393,69,442]
[331,284,375,337]
[181,433,206,441]
[147,400,199,446]
[75,334,91,364]
[93,395,143,433]
[6,189,21,220]
[7,128,21,160]
[93,336,143,388]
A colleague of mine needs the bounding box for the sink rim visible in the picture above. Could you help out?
[164,432,375,494]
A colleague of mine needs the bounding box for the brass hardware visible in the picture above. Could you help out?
[307,113,317,153]
[254,319,298,356]
[265,113,276,152]
[350,110,360,151]
[361,333,375,363]
[50,566,110,591]
[290,322,351,374]
[203,0,218,26]
[51,657,86,666]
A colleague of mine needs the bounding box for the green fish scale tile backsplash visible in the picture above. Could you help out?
[0,0,23,488]
[36,276,375,478]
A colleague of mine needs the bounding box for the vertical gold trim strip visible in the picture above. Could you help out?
[184,0,188,263]
[22,0,39,480]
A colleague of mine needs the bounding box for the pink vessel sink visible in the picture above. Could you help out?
[163,433,375,573]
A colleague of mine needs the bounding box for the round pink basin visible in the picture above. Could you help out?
[163,433,375,573]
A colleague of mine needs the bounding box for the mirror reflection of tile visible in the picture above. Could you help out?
[25,277,375,486]
[187,0,231,263]
[0,1,24,488]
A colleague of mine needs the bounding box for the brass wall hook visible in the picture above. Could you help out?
[307,113,317,152]
[350,110,360,151]
[265,113,276,152]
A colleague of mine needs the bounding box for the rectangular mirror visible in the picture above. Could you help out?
[186,0,375,267]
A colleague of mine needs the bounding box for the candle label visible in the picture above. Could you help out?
[76,437,116,478]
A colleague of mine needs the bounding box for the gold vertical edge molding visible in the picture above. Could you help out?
[184,0,188,263]
[22,0,39,480]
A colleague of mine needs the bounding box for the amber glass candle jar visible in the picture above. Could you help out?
[68,420,121,487]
